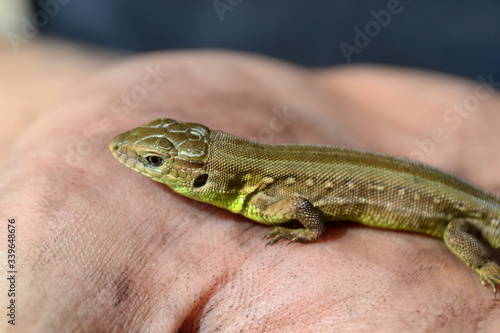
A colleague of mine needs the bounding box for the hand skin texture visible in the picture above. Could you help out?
[2,51,500,332]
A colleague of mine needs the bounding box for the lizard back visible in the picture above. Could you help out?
[202,130,500,244]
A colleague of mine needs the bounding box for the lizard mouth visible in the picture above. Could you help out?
[109,138,157,179]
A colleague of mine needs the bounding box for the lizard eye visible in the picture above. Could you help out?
[146,155,163,167]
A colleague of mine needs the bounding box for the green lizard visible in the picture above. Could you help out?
[110,118,500,293]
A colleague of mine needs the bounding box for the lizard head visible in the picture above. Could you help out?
[110,118,211,195]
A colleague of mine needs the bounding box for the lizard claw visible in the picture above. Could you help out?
[265,226,319,245]
[479,262,500,294]
[265,227,287,246]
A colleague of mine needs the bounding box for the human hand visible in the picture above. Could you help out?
[3,51,500,332]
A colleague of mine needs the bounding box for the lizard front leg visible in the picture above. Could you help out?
[261,197,326,245]
[444,218,500,293]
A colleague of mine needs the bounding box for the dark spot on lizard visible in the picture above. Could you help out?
[194,174,208,187]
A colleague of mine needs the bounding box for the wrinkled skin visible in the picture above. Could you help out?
[2,51,500,332]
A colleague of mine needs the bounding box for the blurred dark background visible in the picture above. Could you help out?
[35,0,500,81]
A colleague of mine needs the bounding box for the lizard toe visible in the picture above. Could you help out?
[479,261,500,294]
[265,227,286,246]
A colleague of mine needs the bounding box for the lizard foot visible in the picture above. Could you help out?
[265,227,320,246]
[478,261,500,294]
